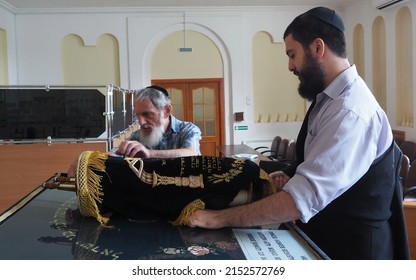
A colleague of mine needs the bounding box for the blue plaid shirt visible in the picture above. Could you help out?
[129,115,202,154]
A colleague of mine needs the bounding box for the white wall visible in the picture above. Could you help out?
[344,0,416,142]
[14,12,130,86]
[2,2,416,145]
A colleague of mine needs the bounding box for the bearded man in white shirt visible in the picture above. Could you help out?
[187,6,410,260]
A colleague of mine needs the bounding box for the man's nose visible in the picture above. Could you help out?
[137,115,146,125]
[288,61,295,73]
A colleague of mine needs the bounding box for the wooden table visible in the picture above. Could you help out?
[216,144,271,163]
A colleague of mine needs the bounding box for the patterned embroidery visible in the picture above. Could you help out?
[124,157,247,189]
[124,157,204,188]
[159,240,239,257]
[207,159,246,184]
[124,157,143,177]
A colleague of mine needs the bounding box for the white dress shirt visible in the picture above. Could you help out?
[284,65,393,222]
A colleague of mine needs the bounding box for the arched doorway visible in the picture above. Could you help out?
[151,30,225,155]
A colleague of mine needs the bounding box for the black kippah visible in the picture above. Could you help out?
[146,85,169,98]
[305,6,345,32]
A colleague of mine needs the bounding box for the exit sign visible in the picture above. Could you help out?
[235,125,248,131]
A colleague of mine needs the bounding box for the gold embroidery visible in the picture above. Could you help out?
[124,157,144,178]
[124,157,205,188]
[181,177,190,186]
[207,159,245,184]
[189,175,204,188]
[123,157,246,189]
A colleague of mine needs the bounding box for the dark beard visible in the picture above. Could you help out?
[296,52,325,101]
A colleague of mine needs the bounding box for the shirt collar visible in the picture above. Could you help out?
[320,65,358,100]
[169,115,180,133]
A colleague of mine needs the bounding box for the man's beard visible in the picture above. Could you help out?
[295,52,326,101]
[137,115,167,148]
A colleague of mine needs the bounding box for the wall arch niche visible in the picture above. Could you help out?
[61,33,120,86]
[0,28,8,85]
[151,30,223,79]
[252,31,301,123]
[372,16,387,110]
[353,24,365,79]
[396,6,414,127]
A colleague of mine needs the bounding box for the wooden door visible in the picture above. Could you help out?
[152,78,224,156]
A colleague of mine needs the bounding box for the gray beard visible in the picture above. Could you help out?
[137,124,165,148]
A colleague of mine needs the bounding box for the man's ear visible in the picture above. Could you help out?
[311,38,325,58]
[164,104,172,117]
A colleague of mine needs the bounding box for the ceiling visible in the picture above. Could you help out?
[1,0,362,11]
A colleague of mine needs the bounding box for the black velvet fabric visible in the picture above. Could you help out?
[94,156,270,221]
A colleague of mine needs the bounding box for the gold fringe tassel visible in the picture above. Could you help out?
[76,151,110,226]
[170,199,206,226]
[259,168,276,195]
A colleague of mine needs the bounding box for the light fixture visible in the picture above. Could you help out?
[179,12,193,52]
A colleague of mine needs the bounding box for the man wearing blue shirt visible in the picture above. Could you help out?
[115,86,202,158]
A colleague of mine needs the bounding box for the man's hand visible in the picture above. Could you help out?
[269,171,290,192]
[187,209,225,229]
[116,140,150,158]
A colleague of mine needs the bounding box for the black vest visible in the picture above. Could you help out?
[296,142,410,259]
